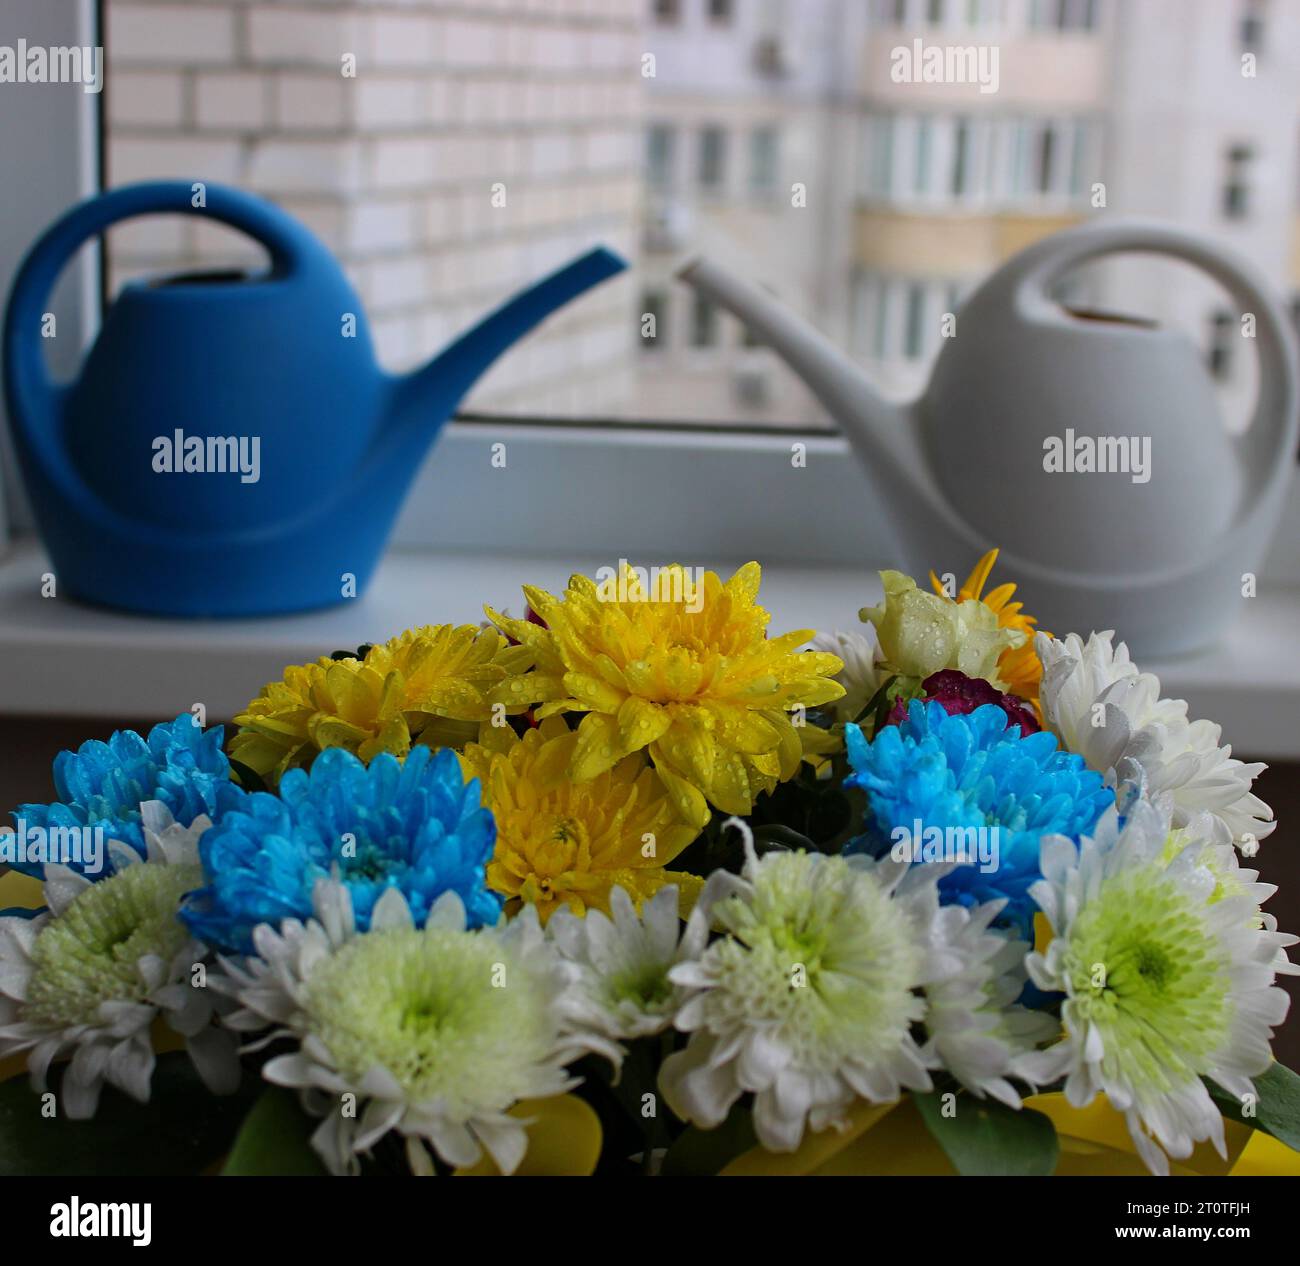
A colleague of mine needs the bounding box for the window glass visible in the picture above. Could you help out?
[750,126,779,196]
[647,124,675,192]
[88,0,1299,434]
[698,126,727,194]
[691,293,719,348]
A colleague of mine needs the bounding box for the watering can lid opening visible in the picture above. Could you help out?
[1060,305,1159,330]
[147,267,258,288]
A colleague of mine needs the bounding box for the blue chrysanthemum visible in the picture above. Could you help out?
[9,714,242,878]
[180,745,502,954]
[844,701,1113,934]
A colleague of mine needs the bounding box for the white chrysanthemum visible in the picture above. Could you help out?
[810,628,881,724]
[918,896,1058,1108]
[1036,631,1274,848]
[0,802,238,1118]
[215,879,596,1176]
[658,821,959,1152]
[547,885,705,1069]
[1019,792,1296,1175]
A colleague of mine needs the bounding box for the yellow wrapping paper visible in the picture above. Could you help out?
[0,869,45,1084]
[0,868,45,915]
[723,1092,1300,1176]
[454,1094,603,1176]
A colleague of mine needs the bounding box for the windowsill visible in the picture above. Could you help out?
[0,538,1297,760]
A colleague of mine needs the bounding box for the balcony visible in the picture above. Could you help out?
[853,206,1086,275]
[860,31,1110,110]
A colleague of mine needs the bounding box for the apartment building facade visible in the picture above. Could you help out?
[641,0,1300,424]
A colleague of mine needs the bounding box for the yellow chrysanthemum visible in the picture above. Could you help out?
[460,716,703,923]
[930,548,1046,705]
[487,562,845,829]
[230,624,540,783]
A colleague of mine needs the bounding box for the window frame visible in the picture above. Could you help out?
[0,0,102,543]
[3,0,1298,596]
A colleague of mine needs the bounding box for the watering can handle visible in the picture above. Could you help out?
[3,182,323,509]
[1002,219,1299,494]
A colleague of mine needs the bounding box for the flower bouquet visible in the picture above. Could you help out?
[1,552,1297,1179]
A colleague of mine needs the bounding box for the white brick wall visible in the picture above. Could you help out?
[246,9,359,66]
[195,73,267,131]
[354,77,425,130]
[109,71,185,128]
[108,4,238,65]
[275,74,349,131]
[370,13,442,66]
[104,0,643,414]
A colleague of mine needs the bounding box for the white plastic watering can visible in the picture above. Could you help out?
[677,221,1299,655]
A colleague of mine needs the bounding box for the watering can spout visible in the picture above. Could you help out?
[674,255,918,484]
[391,246,627,430]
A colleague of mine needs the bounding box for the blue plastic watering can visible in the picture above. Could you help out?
[2,182,626,616]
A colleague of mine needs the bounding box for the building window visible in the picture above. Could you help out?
[641,289,667,351]
[860,275,974,364]
[1222,143,1253,219]
[708,0,735,23]
[691,294,719,347]
[904,282,926,359]
[914,117,933,195]
[1069,118,1090,196]
[1208,309,1235,379]
[646,124,675,192]
[946,281,962,319]
[865,113,1100,208]
[1009,118,1030,196]
[1036,125,1056,195]
[873,281,891,359]
[698,126,727,193]
[1239,0,1265,52]
[1031,0,1099,30]
[951,117,970,197]
[750,126,779,196]
[652,0,681,23]
[868,115,896,197]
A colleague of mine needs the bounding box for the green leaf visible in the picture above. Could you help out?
[221,1087,329,1176]
[851,674,897,732]
[914,1090,1059,1176]
[749,824,816,853]
[1207,1063,1300,1154]
[0,1052,259,1176]
[660,1102,758,1176]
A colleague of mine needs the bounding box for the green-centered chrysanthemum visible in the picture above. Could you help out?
[1023,790,1296,1175]
[707,850,922,1067]
[660,828,949,1152]
[488,563,845,829]
[24,861,201,1030]
[1059,863,1229,1095]
[230,624,539,784]
[0,803,239,1119]
[217,882,602,1175]
[547,885,709,1072]
[305,925,558,1113]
